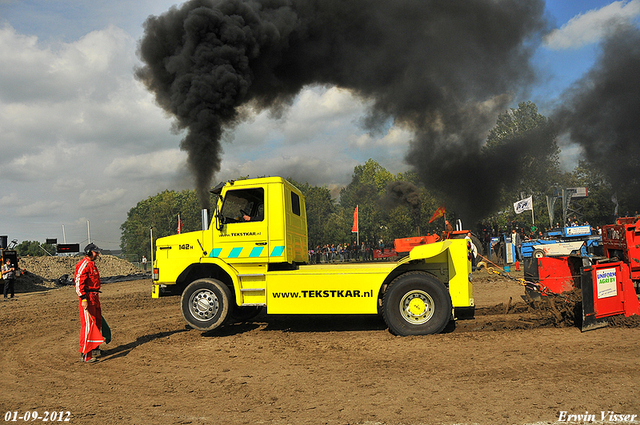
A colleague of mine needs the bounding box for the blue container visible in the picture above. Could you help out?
[504,265,511,273]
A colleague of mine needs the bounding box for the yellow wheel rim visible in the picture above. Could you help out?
[408,298,426,316]
[400,290,435,324]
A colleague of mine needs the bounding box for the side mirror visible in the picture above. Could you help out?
[215,213,225,231]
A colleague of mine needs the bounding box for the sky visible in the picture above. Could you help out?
[0,0,639,251]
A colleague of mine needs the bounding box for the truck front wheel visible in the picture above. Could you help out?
[382,272,452,336]
[181,278,231,331]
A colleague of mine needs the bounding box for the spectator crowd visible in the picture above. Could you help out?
[308,241,377,264]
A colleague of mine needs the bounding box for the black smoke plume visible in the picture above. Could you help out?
[382,181,421,212]
[381,180,422,230]
[553,22,640,211]
[136,0,548,211]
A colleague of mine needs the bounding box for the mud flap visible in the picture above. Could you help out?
[580,268,609,332]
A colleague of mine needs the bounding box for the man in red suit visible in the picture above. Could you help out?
[75,243,104,363]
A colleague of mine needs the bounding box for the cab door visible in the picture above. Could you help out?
[211,187,269,263]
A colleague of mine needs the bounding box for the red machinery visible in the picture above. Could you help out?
[373,234,443,260]
[372,247,397,260]
[581,217,640,329]
[394,234,442,257]
[530,217,640,330]
[601,217,640,281]
[374,231,471,260]
[581,258,640,330]
[536,256,582,294]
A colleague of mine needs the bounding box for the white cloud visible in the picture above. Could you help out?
[1,141,85,181]
[0,21,187,248]
[348,127,412,149]
[0,193,23,208]
[544,0,640,50]
[16,200,65,217]
[282,86,369,143]
[216,86,410,189]
[229,86,371,149]
[0,25,134,103]
[220,152,358,188]
[216,85,413,188]
[104,149,187,179]
[79,188,127,208]
[52,178,85,193]
[0,24,174,151]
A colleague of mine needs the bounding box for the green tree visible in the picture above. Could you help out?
[386,206,414,239]
[355,159,394,194]
[485,101,561,194]
[340,159,394,207]
[323,208,352,246]
[482,101,563,231]
[338,159,395,244]
[569,160,618,225]
[15,241,55,256]
[287,178,338,248]
[418,190,450,235]
[120,189,215,260]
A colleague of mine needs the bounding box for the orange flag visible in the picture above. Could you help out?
[177,214,183,234]
[428,203,445,224]
[352,206,358,232]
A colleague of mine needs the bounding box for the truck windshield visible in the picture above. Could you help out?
[220,188,264,223]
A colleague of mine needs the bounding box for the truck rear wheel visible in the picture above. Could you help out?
[382,272,452,336]
[181,278,231,331]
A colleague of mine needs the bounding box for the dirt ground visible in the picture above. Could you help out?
[1,267,639,425]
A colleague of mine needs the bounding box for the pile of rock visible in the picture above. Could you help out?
[14,255,144,292]
[20,255,140,280]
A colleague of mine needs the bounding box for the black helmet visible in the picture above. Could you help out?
[84,243,101,256]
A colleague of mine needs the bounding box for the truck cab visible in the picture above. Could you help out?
[211,177,308,265]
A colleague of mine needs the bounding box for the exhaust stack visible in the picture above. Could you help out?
[202,209,209,231]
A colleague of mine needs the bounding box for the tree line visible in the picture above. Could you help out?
[12,241,56,257]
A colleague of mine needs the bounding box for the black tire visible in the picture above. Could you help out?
[382,271,452,336]
[469,234,484,257]
[181,278,231,331]
[229,305,263,323]
[533,249,545,259]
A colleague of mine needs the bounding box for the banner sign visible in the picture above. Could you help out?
[514,196,533,214]
[596,268,617,299]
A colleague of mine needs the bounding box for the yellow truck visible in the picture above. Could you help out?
[152,177,474,335]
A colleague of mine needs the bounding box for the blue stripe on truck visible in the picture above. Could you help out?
[270,246,285,257]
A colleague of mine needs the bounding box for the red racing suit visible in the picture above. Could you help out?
[75,257,104,356]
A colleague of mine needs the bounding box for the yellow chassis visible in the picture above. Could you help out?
[153,238,474,316]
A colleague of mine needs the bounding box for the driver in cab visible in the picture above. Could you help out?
[242,203,264,222]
